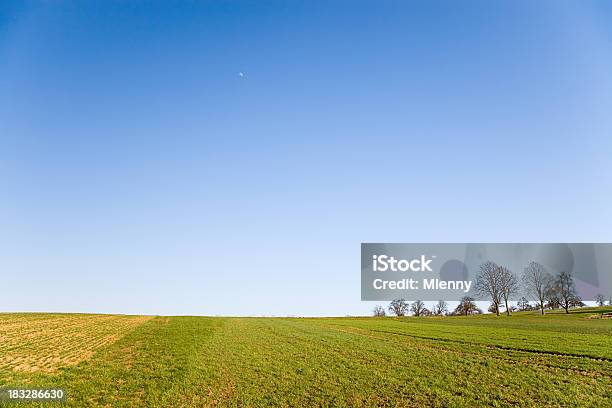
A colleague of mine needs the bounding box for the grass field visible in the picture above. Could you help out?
[1,308,611,407]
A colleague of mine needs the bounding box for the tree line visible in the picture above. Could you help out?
[374,260,611,317]
[374,297,481,317]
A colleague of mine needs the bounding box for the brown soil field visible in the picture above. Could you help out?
[0,313,151,374]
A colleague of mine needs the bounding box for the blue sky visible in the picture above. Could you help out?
[1,1,611,316]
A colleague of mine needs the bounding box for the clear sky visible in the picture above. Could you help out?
[1,1,611,316]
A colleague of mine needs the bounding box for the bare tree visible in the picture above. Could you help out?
[545,285,561,309]
[609,297,612,306]
[517,297,531,311]
[555,271,577,314]
[569,295,585,308]
[475,261,503,316]
[373,305,386,317]
[388,299,409,317]
[499,266,518,316]
[410,300,427,317]
[595,294,606,307]
[433,300,448,316]
[452,296,481,316]
[522,261,553,315]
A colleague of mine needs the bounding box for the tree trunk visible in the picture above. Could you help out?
[495,304,500,316]
[504,298,510,316]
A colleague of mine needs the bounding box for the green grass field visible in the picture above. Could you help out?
[1,308,611,407]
